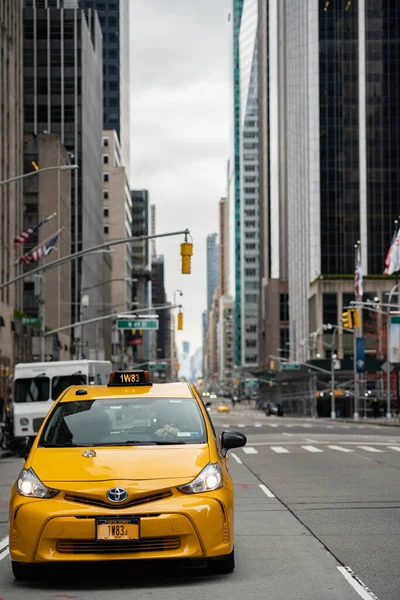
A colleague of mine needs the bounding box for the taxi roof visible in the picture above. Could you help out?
[60,381,195,403]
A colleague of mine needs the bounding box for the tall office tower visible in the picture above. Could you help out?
[257,0,289,367]
[281,1,400,361]
[0,0,24,385]
[206,233,220,317]
[79,0,130,182]
[24,2,109,358]
[239,0,260,367]
[219,197,229,297]
[231,0,244,366]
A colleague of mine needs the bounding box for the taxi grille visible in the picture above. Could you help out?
[64,490,172,510]
[33,418,44,433]
[56,536,181,554]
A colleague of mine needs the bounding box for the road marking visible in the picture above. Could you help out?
[270,446,290,454]
[357,446,384,453]
[387,446,400,452]
[259,484,275,498]
[302,423,312,428]
[337,566,379,600]
[254,423,262,428]
[0,536,9,562]
[237,424,246,428]
[283,432,293,437]
[302,445,323,453]
[328,445,354,453]
[223,423,229,427]
[268,423,278,428]
[304,438,318,443]
[230,452,243,464]
[243,447,258,454]
[326,425,335,429]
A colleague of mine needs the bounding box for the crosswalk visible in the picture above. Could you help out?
[213,419,380,430]
[237,444,400,456]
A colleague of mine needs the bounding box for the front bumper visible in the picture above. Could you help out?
[10,488,233,564]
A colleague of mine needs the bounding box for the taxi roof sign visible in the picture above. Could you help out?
[108,370,152,387]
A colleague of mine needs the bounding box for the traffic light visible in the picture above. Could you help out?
[177,311,183,330]
[181,242,193,274]
[342,310,353,329]
[352,309,361,329]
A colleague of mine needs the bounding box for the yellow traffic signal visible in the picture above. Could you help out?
[181,242,193,274]
[177,311,183,330]
[342,310,353,329]
[352,309,361,329]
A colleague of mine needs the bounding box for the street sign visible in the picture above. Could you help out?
[22,317,40,325]
[281,363,301,371]
[117,319,159,330]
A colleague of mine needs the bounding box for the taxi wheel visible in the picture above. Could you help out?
[12,561,40,582]
[207,549,235,574]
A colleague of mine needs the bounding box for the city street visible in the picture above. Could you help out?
[0,403,398,599]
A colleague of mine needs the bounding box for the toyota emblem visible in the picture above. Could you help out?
[107,487,128,503]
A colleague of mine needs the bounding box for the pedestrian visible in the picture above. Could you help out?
[372,398,379,419]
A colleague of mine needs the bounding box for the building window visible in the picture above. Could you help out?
[280,294,289,322]
[103,173,109,183]
[280,328,289,358]
[104,208,109,218]
[104,225,109,235]
[104,190,109,200]
[103,154,109,165]
[103,137,109,147]
[323,294,337,327]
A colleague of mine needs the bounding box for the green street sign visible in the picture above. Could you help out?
[117,319,159,330]
[22,317,40,325]
[281,363,301,371]
[148,362,167,370]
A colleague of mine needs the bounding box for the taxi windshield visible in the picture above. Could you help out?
[39,397,207,447]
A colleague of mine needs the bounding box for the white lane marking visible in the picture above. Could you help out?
[268,423,278,428]
[0,536,9,562]
[223,423,229,427]
[283,432,293,437]
[326,425,335,429]
[284,424,293,428]
[237,424,246,428]
[357,446,384,453]
[343,425,351,429]
[337,566,379,600]
[302,424,312,428]
[304,438,318,443]
[230,452,243,464]
[242,447,258,454]
[270,446,290,454]
[387,446,400,452]
[328,445,354,453]
[302,445,323,453]
[259,484,275,498]
[254,423,262,428]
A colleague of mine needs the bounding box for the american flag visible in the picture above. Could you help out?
[354,247,363,298]
[384,229,400,275]
[14,213,56,249]
[19,232,60,264]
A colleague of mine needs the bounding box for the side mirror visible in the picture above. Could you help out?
[8,436,32,458]
[220,430,247,457]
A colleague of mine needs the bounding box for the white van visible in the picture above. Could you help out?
[12,360,112,440]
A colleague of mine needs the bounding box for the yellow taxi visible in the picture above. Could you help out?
[8,370,246,581]
[217,402,231,413]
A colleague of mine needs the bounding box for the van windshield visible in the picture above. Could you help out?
[51,374,87,400]
[14,377,50,403]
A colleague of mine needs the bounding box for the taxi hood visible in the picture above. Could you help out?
[31,444,210,483]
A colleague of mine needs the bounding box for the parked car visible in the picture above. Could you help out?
[266,403,284,417]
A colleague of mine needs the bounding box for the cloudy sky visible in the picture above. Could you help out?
[130,0,231,356]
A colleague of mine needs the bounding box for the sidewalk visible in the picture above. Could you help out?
[319,416,400,427]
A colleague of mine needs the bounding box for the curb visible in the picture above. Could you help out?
[319,418,400,428]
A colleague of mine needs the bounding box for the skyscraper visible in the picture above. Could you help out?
[274,1,400,361]
[219,197,229,297]
[24,2,108,357]
[206,233,220,316]
[79,0,130,181]
[232,0,244,366]
[239,0,260,367]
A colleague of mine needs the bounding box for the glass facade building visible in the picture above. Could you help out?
[239,0,259,367]
[232,0,244,366]
[206,233,220,317]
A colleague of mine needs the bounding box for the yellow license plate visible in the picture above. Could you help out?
[96,518,139,541]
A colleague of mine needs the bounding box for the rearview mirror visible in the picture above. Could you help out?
[220,430,247,456]
[8,436,32,458]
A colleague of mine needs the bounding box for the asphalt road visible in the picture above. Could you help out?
[0,403,399,599]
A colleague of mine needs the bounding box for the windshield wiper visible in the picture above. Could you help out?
[40,442,81,448]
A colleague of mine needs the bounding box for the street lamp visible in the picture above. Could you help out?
[0,164,78,186]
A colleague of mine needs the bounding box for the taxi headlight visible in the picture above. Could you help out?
[177,463,223,494]
[17,468,59,499]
